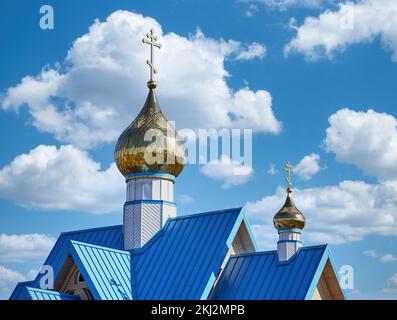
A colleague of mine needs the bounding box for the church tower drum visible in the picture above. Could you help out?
[114,28,185,250]
[273,162,306,261]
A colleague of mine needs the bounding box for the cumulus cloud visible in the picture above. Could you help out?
[295,153,321,180]
[179,194,194,204]
[0,145,124,213]
[383,273,397,294]
[201,155,254,189]
[234,42,267,60]
[285,0,397,61]
[363,250,397,263]
[1,11,280,149]
[0,234,55,263]
[0,266,26,300]
[266,163,278,175]
[324,108,397,181]
[243,0,331,11]
[244,180,397,248]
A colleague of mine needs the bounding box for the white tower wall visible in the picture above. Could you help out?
[123,174,176,250]
[277,229,302,261]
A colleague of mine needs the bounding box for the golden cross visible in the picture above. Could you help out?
[142,28,162,82]
[284,161,294,191]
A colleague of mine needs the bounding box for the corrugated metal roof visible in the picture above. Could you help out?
[130,207,245,299]
[9,281,34,300]
[9,225,122,299]
[70,240,132,300]
[211,244,329,300]
[10,208,256,300]
[26,287,80,300]
[35,225,122,285]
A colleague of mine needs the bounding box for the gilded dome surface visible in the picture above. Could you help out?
[273,190,305,229]
[114,88,185,177]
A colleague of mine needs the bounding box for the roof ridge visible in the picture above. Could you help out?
[60,224,122,236]
[173,207,243,220]
[231,244,328,259]
[70,240,130,255]
[299,244,328,250]
[232,250,277,258]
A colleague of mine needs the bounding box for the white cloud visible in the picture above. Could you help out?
[380,254,397,263]
[363,249,378,258]
[0,266,26,300]
[234,42,267,60]
[244,180,397,247]
[245,4,259,16]
[266,163,278,175]
[1,11,280,149]
[245,108,397,249]
[0,145,124,213]
[324,108,397,181]
[285,0,397,61]
[243,0,330,11]
[363,250,397,263]
[0,234,55,263]
[179,194,194,204]
[201,155,254,189]
[383,273,397,294]
[295,153,321,180]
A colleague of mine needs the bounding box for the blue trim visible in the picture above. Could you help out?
[240,209,259,251]
[278,227,302,233]
[327,246,350,300]
[277,240,302,244]
[226,210,244,248]
[126,172,175,182]
[200,272,217,300]
[124,200,176,207]
[69,241,103,300]
[225,208,258,250]
[304,244,330,300]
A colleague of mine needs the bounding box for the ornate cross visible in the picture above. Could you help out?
[284,161,294,191]
[142,28,162,82]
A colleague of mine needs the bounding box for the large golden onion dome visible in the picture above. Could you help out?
[114,82,185,177]
[273,188,305,229]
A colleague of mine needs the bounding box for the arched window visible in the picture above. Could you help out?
[74,271,85,284]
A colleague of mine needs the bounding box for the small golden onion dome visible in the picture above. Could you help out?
[114,84,185,177]
[273,188,305,230]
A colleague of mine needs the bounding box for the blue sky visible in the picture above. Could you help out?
[1,0,397,299]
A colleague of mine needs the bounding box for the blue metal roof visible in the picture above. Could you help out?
[70,240,132,300]
[211,244,338,300]
[9,281,34,300]
[9,208,261,300]
[16,287,80,300]
[130,207,247,299]
[9,225,122,299]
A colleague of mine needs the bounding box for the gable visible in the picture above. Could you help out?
[69,241,132,300]
[211,245,331,300]
[54,255,94,300]
[311,260,345,300]
[30,225,123,290]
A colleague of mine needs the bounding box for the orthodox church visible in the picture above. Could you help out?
[9,29,347,301]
